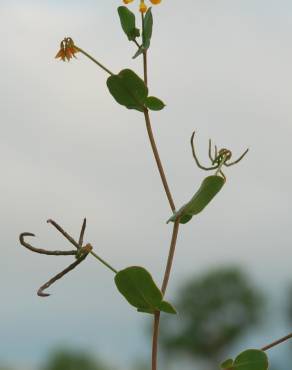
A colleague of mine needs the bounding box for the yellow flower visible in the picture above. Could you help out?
[55,37,79,62]
[123,0,161,13]
[139,0,147,13]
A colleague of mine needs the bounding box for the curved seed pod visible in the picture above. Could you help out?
[19,233,76,256]
[38,244,92,297]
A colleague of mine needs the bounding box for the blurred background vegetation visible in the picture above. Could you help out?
[1,266,291,370]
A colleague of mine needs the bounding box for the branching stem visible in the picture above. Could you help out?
[90,250,118,274]
[261,333,292,351]
[76,47,114,76]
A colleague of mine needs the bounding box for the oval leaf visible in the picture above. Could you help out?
[107,69,148,111]
[115,266,176,315]
[167,176,225,224]
[233,349,268,370]
[145,96,166,111]
[143,8,153,49]
[118,6,140,41]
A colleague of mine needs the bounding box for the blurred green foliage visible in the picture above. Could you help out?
[42,349,107,370]
[161,267,264,367]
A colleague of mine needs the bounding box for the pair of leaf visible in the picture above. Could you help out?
[118,6,153,59]
[221,349,269,370]
[167,175,225,224]
[115,266,176,315]
[107,69,165,112]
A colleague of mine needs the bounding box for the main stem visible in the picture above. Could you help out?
[141,17,175,212]
[140,15,180,369]
[152,220,180,370]
[143,108,176,213]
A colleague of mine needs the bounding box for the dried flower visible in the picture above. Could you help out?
[55,37,79,62]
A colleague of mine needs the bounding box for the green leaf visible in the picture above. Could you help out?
[143,8,153,49]
[233,350,268,370]
[118,6,140,41]
[220,350,269,370]
[107,69,148,111]
[137,307,155,314]
[157,300,177,314]
[115,266,177,315]
[132,46,145,59]
[167,175,225,224]
[145,96,166,111]
[220,359,233,369]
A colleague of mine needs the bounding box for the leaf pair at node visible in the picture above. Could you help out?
[118,6,153,59]
[115,266,176,314]
[107,68,165,112]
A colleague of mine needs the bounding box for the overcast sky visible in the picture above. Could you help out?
[1,1,292,369]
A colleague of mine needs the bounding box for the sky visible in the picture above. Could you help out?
[0,0,292,369]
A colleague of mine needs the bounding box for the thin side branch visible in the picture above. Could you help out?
[261,333,292,351]
[75,47,114,76]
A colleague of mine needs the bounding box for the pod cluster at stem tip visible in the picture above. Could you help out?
[55,37,79,62]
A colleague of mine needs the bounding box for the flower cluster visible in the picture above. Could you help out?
[123,0,161,13]
[55,37,79,62]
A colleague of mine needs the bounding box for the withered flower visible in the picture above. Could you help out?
[55,37,79,62]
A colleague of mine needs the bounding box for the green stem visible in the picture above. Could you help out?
[90,250,117,274]
[134,39,141,49]
[76,47,114,76]
[215,154,227,177]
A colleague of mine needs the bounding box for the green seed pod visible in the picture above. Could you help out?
[167,175,225,224]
